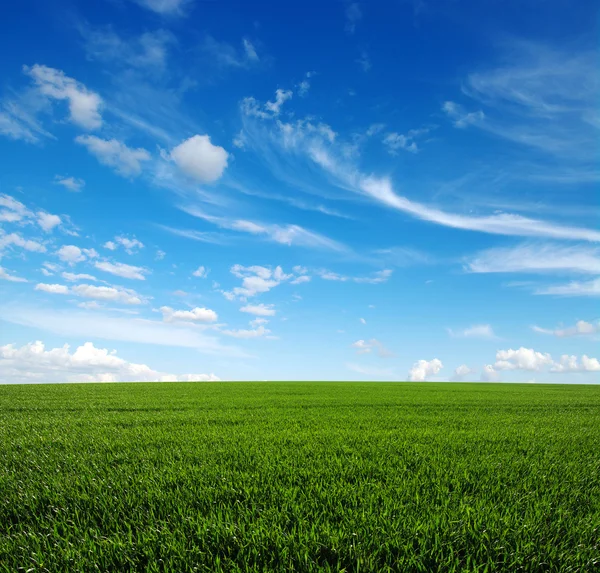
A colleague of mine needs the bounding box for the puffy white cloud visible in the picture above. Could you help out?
[61,272,98,282]
[408,358,443,381]
[223,264,291,300]
[351,338,393,357]
[493,347,553,371]
[0,194,31,222]
[169,135,228,183]
[532,320,599,337]
[24,64,103,129]
[481,364,500,382]
[265,89,293,116]
[72,284,145,305]
[240,303,276,317]
[448,324,496,339]
[551,355,600,373]
[94,261,148,281]
[242,89,295,120]
[452,364,473,381]
[192,265,208,278]
[0,340,219,384]
[0,232,46,254]
[54,175,85,192]
[102,236,144,254]
[75,135,150,177]
[56,245,86,264]
[35,283,69,294]
[36,211,61,232]
[249,317,268,328]
[160,306,218,323]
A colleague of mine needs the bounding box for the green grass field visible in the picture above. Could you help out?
[1,382,599,572]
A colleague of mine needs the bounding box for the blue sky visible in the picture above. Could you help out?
[0,0,598,383]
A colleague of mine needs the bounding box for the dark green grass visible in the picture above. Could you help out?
[1,382,599,572]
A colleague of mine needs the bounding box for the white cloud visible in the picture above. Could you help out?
[493,347,553,371]
[192,265,208,278]
[75,135,150,177]
[551,355,600,373]
[359,318,366,324]
[54,175,85,192]
[290,275,311,284]
[1,306,245,357]
[160,306,218,323]
[155,250,166,260]
[24,64,103,130]
[345,2,362,33]
[243,38,259,62]
[37,212,61,232]
[448,324,496,339]
[408,358,443,381]
[56,245,86,264]
[240,303,276,317]
[35,283,70,294]
[223,264,292,300]
[0,232,46,254]
[130,0,191,15]
[452,364,473,381]
[0,340,219,384]
[481,364,500,382]
[0,266,27,282]
[168,135,229,183]
[105,236,145,254]
[536,278,600,298]
[104,241,116,250]
[351,338,393,357]
[0,194,30,222]
[265,89,293,116]
[465,244,600,274]
[72,284,146,305]
[383,132,417,154]
[249,317,268,328]
[62,272,98,282]
[94,261,148,281]
[532,320,599,337]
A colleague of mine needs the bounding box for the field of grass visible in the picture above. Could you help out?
[0,382,599,572]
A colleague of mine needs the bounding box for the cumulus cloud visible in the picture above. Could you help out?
[54,175,85,192]
[493,347,553,371]
[223,264,292,300]
[76,135,151,177]
[35,283,70,294]
[160,306,218,323]
[192,265,208,278]
[481,364,500,382]
[442,101,485,129]
[168,135,228,183]
[240,303,276,317]
[532,320,599,337]
[24,64,103,129]
[36,212,62,232]
[94,261,148,281]
[0,340,219,384]
[56,245,86,264]
[452,364,473,381]
[551,355,600,373]
[0,232,46,254]
[102,236,144,254]
[408,358,443,381]
[72,284,145,305]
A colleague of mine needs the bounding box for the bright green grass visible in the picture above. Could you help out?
[1,382,599,572]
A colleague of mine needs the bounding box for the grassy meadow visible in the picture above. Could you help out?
[0,382,599,572]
